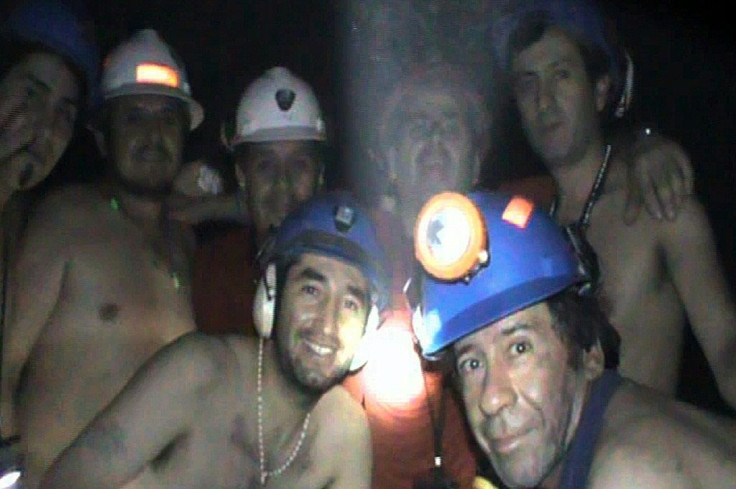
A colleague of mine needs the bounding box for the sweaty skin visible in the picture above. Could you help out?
[39,253,373,489]
[511,27,736,406]
[2,185,196,488]
[455,302,736,489]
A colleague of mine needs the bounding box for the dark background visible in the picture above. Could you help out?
[2,0,734,416]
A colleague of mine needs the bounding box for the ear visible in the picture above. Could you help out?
[234,163,246,190]
[87,120,107,157]
[471,151,482,186]
[220,121,234,152]
[594,74,612,114]
[581,340,605,380]
[317,165,325,190]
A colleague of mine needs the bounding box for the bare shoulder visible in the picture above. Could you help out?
[314,385,370,441]
[589,381,736,489]
[151,332,240,389]
[24,184,108,240]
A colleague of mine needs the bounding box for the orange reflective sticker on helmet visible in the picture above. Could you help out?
[136,63,179,88]
[502,197,534,228]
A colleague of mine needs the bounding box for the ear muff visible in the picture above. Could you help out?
[253,263,277,338]
[349,304,380,372]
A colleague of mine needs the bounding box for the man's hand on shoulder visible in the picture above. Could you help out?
[623,132,693,225]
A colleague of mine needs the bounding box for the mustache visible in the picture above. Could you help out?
[133,142,171,162]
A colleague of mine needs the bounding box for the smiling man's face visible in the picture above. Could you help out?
[275,253,370,393]
[453,301,594,488]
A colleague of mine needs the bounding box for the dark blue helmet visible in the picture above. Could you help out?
[413,191,587,358]
[262,191,390,312]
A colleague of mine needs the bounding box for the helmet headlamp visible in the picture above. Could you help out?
[414,192,488,282]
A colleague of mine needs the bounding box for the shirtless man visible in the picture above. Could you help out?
[1,29,204,488]
[410,191,736,489]
[0,0,98,375]
[498,0,736,407]
[40,191,389,489]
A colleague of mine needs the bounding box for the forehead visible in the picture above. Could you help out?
[10,51,80,97]
[239,139,320,161]
[403,89,464,118]
[512,27,584,75]
[287,252,367,288]
[454,302,557,352]
[108,93,184,113]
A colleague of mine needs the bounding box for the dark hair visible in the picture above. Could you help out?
[507,13,611,107]
[546,287,620,369]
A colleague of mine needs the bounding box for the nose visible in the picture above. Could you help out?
[537,77,557,114]
[479,363,517,417]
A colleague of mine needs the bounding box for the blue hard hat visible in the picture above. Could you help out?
[263,191,390,311]
[2,0,100,106]
[414,191,586,358]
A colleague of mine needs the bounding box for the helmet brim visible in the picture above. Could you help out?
[104,83,204,130]
[233,126,326,145]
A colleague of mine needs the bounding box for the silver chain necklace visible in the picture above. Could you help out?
[549,144,613,229]
[257,337,311,487]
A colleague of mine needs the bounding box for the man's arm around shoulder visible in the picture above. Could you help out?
[659,195,736,409]
[39,332,229,489]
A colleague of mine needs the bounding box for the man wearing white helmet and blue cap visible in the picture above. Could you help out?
[3,28,202,488]
[41,191,389,489]
[410,190,736,489]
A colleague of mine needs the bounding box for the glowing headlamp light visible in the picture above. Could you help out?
[136,63,180,88]
[414,192,488,281]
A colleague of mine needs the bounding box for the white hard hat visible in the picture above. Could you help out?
[232,66,326,145]
[101,29,204,130]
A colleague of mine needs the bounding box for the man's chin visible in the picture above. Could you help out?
[115,179,173,200]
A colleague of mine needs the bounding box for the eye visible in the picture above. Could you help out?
[514,76,537,96]
[125,110,143,124]
[256,158,276,175]
[408,119,431,139]
[343,297,361,313]
[457,356,482,374]
[300,284,319,296]
[554,68,571,81]
[24,83,39,100]
[510,341,532,356]
[160,109,179,126]
[56,104,77,127]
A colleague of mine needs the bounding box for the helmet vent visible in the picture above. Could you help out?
[275,88,295,111]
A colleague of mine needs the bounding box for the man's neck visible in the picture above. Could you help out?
[107,184,167,226]
[549,142,609,222]
[259,340,318,460]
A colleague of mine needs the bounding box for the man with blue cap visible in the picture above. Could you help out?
[410,190,736,489]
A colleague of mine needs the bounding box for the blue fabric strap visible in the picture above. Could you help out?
[559,369,622,489]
